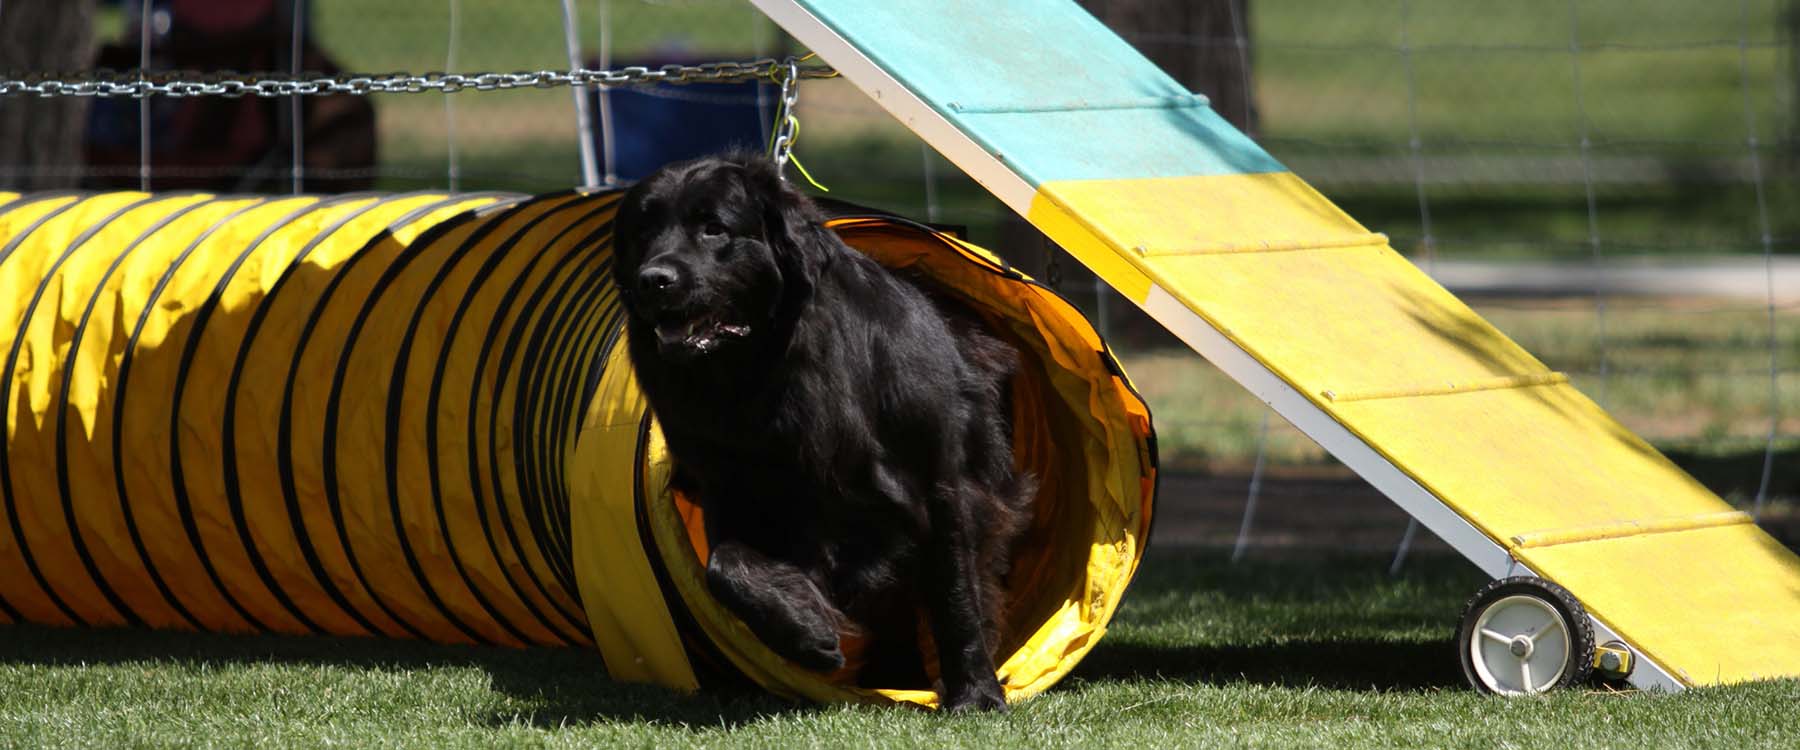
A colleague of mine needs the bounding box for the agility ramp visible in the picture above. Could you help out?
[0,190,1155,708]
[751,0,1800,691]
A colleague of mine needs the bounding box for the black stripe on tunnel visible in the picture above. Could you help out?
[0,192,90,623]
[122,196,278,632]
[543,296,623,560]
[281,194,513,641]
[517,254,615,580]
[530,200,621,551]
[24,194,162,627]
[483,244,608,611]
[509,254,611,595]
[229,193,429,639]
[471,213,617,633]
[174,194,373,636]
[0,193,95,625]
[531,282,618,572]
[540,276,623,560]
[107,196,241,631]
[57,194,216,630]
[533,209,620,568]
[424,189,622,640]
[384,194,588,647]
[321,197,530,647]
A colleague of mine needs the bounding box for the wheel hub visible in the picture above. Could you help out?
[1508,635,1533,659]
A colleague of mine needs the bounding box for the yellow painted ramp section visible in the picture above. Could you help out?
[1031,172,1800,687]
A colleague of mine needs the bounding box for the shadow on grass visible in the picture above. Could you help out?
[1071,638,1464,692]
[0,621,800,729]
[0,550,1492,720]
[1064,548,1484,693]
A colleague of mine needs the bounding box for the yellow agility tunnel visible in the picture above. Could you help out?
[0,190,1156,708]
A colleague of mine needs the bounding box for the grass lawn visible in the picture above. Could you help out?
[2,548,1796,748]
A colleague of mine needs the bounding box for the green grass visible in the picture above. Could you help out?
[1250,0,1793,145]
[4,550,1797,748]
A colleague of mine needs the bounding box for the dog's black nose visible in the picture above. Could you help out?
[636,266,681,299]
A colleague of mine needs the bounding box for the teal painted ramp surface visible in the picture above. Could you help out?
[793,0,1285,184]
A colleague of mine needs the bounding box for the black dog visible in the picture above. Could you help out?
[611,153,1033,711]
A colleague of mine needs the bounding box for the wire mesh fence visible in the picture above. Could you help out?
[2,0,1794,553]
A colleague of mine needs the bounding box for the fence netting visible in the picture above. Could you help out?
[1,0,1793,556]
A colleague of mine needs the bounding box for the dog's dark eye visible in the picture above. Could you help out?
[700,221,728,240]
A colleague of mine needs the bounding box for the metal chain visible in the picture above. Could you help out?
[768,58,802,178]
[0,58,837,99]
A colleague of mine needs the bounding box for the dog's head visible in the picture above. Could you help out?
[612,153,825,362]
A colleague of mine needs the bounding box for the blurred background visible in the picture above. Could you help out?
[1,0,1793,560]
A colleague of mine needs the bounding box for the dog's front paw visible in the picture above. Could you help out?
[778,629,846,673]
[940,676,1009,713]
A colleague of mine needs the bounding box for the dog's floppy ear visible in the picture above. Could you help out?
[734,154,829,298]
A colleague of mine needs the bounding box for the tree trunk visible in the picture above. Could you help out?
[1788,0,1799,171]
[1001,0,1255,343]
[0,0,96,189]
[0,0,97,191]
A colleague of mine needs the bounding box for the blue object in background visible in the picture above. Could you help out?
[590,64,776,183]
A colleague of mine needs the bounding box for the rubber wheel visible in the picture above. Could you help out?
[1456,577,1595,695]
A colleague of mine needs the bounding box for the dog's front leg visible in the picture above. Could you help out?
[922,481,1009,712]
[706,540,847,672]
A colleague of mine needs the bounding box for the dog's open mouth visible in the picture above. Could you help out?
[654,314,751,354]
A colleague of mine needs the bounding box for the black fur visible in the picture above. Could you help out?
[611,153,1034,711]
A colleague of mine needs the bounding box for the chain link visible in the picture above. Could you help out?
[0,58,837,99]
[768,59,802,178]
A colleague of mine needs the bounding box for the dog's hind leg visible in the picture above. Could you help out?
[921,480,1011,712]
[706,541,848,672]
